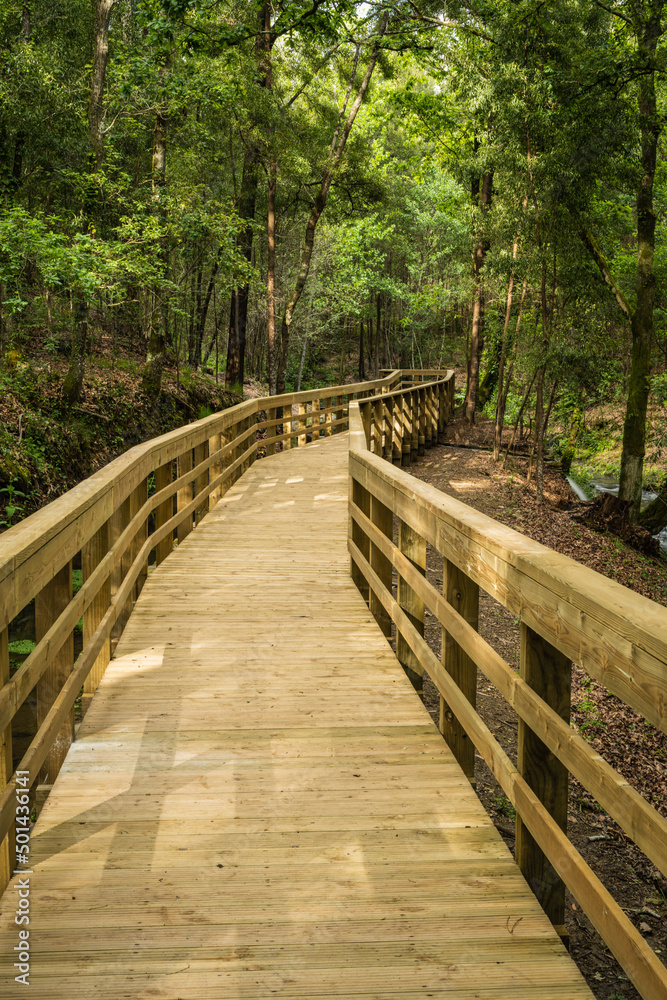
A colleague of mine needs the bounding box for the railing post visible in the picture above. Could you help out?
[82,519,111,717]
[429,385,438,444]
[397,520,426,694]
[350,478,370,603]
[418,387,426,455]
[324,397,332,437]
[193,441,209,525]
[36,562,74,790]
[177,448,193,544]
[267,408,277,455]
[154,462,173,564]
[424,386,433,449]
[111,493,131,643]
[0,627,13,896]
[392,397,403,466]
[372,398,383,456]
[438,381,448,443]
[383,398,393,461]
[516,624,571,935]
[401,395,411,466]
[370,495,393,637]
[283,406,292,450]
[208,433,222,508]
[132,476,149,599]
[298,402,307,446]
[410,390,419,462]
[440,558,478,784]
[360,401,372,448]
[312,399,321,440]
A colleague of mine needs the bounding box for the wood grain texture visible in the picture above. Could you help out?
[0,432,590,1000]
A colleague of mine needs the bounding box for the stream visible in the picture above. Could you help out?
[566,475,667,558]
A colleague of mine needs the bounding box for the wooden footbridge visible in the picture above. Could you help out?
[1,371,666,999]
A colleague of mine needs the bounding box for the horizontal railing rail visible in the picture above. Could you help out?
[0,369,457,895]
[348,384,667,1000]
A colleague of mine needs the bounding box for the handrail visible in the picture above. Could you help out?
[348,383,667,1000]
[0,368,451,893]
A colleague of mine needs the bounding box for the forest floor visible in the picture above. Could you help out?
[409,413,667,1000]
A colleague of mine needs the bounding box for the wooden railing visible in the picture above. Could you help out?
[348,377,667,1000]
[0,369,430,895]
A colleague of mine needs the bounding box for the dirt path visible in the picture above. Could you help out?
[407,418,667,1000]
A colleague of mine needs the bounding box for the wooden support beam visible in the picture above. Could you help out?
[193,441,209,524]
[132,477,149,599]
[383,398,393,461]
[208,434,221,509]
[516,623,571,932]
[392,397,403,466]
[401,396,411,466]
[82,519,111,716]
[372,398,383,457]
[176,448,193,544]
[324,398,332,437]
[350,479,370,603]
[418,387,426,455]
[35,563,73,786]
[410,390,419,462]
[370,495,393,637]
[0,627,12,896]
[397,521,426,695]
[312,399,321,440]
[440,558,478,783]
[154,462,173,564]
[266,409,277,455]
[283,406,292,450]
[298,402,307,446]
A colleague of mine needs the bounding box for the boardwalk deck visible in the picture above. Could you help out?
[0,434,593,999]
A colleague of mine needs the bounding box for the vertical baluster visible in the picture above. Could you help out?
[383,397,393,461]
[410,389,419,462]
[350,479,370,603]
[36,563,74,794]
[392,396,403,466]
[110,493,131,643]
[154,462,173,565]
[397,521,426,694]
[0,627,12,895]
[418,387,426,455]
[516,624,571,935]
[400,394,411,466]
[82,520,111,717]
[208,432,222,508]
[267,407,277,455]
[177,448,194,544]
[193,441,209,525]
[372,398,383,456]
[132,476,149,599]
[369,494,393,637]
[298,402,307,446]
[440,559,478,784]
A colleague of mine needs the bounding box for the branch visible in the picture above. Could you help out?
[578,227,633,320]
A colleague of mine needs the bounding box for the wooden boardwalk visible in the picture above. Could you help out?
[0,434,593,999]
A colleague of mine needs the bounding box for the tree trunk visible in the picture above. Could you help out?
[275,15,388,393]
[226,146,259,390]
[494,278,526,460]
[142,106,169,398]
[267,157,277,395]
[638,474,667,534]
[358,320,365,380]
[619,12,661,518]
[89,0,116,171]
[465,169,493,425]
[62,294,88,407]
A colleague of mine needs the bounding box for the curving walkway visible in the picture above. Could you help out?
[0,434,593,998]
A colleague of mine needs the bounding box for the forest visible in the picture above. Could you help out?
[0,0,666,529]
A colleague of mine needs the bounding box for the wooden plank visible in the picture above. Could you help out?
[516,625,571,930]
[35,562,73,786]
[81,518,111,712]
[441,557,478,783]
[397,520,426,695]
